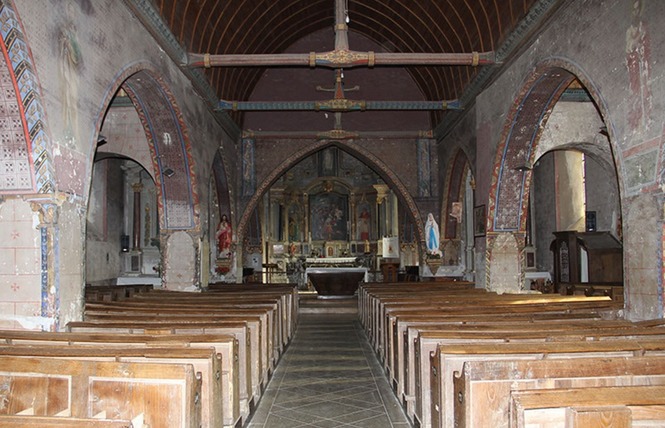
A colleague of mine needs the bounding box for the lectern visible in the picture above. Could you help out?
[551,231,623,285]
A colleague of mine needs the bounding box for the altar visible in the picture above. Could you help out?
[304,257,367,298]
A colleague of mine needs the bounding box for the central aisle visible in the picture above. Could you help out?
[247,312,412,428]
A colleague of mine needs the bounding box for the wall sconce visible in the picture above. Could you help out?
[163,168,175,178]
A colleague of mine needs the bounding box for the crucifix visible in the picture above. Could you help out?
[188,0,494,69]
[316,69,359,130]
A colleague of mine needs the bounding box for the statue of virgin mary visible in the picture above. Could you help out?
[425,213,441,257]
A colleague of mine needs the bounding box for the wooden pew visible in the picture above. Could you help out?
[127,291,294,356]
[0,330,240,428]
[67,320,254,423]
[412,324,665,428]
[86,299,279,362]
[0,416,133,427]
[431,341,665,428]
[509,385,665,428]
[82,309,272,388]
[453,356,665,428]
[145,286,298,345]
[0,346,221,428]
[376,294,621,360]
[74,284,298,425]
[392,316,630,418]
[85,284,153,302]
[0,355,201,428]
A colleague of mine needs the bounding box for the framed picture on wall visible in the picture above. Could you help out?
[474,205,486,237]
[309,192,349,241]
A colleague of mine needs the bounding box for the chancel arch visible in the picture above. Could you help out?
[236,140,425,285]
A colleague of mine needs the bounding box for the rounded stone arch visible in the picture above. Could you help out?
[0,1,56,195]
[237,139,427,249]
[486,58,620,292]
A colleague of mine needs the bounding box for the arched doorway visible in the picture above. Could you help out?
[487,65,621,294]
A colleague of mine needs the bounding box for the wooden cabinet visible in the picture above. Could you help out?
[551,231,623,285]
[381,260,400,283]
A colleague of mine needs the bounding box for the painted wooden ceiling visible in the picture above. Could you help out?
[148,0,546,128]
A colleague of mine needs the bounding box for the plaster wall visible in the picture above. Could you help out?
[85,159,124,284]
[99,107,154,180]
[1,0,238,326]
[464,0,665,316]
[0,199,42,330]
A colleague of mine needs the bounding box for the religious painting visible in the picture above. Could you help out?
[309,192,348,241]
[474,205,486,237]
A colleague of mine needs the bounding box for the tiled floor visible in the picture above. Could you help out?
[246,313,413,428]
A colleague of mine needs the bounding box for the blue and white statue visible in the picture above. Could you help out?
[425,213,442,257]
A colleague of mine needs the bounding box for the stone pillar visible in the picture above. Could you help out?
[25,193,67,331]
[486,231,527,294]
[131,182,143,251]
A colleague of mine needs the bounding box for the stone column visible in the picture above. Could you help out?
[131,182,143,251]
[25,193,66,331]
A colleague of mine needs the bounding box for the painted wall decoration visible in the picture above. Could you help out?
[417,138,432,197]
[124,71,197,230]
[242,137,255,196]
[0,0,56,194]
[310,192,348,241]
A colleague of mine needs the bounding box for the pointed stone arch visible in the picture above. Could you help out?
[121,70,201,232]
[486,59,620,293]
[237,139,426,250]
[0,0,55,195]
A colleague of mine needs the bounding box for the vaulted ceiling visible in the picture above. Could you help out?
[143,0,556,131]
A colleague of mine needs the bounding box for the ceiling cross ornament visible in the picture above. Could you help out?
[216,67,462,113]
[186,0,495,70]
[192,0,493,113]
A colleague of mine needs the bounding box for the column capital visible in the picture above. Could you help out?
[23,192,66,226]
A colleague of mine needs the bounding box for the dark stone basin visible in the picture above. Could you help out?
[308,271,365,298]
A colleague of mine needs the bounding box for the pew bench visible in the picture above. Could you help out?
[0,415,133,427]
[431,340,665,428]
[0,330,240,428]
[82,310,273,389]
[509,385,665,428]
[0,346,222,428]
[67,320,254,423]
[390,316,630,416]
[411,324,665,428]
[453,355,665,428]
[0,355,201,428]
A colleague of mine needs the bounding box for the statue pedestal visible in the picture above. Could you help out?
[426,258,443,276]
[215,258,232,275]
